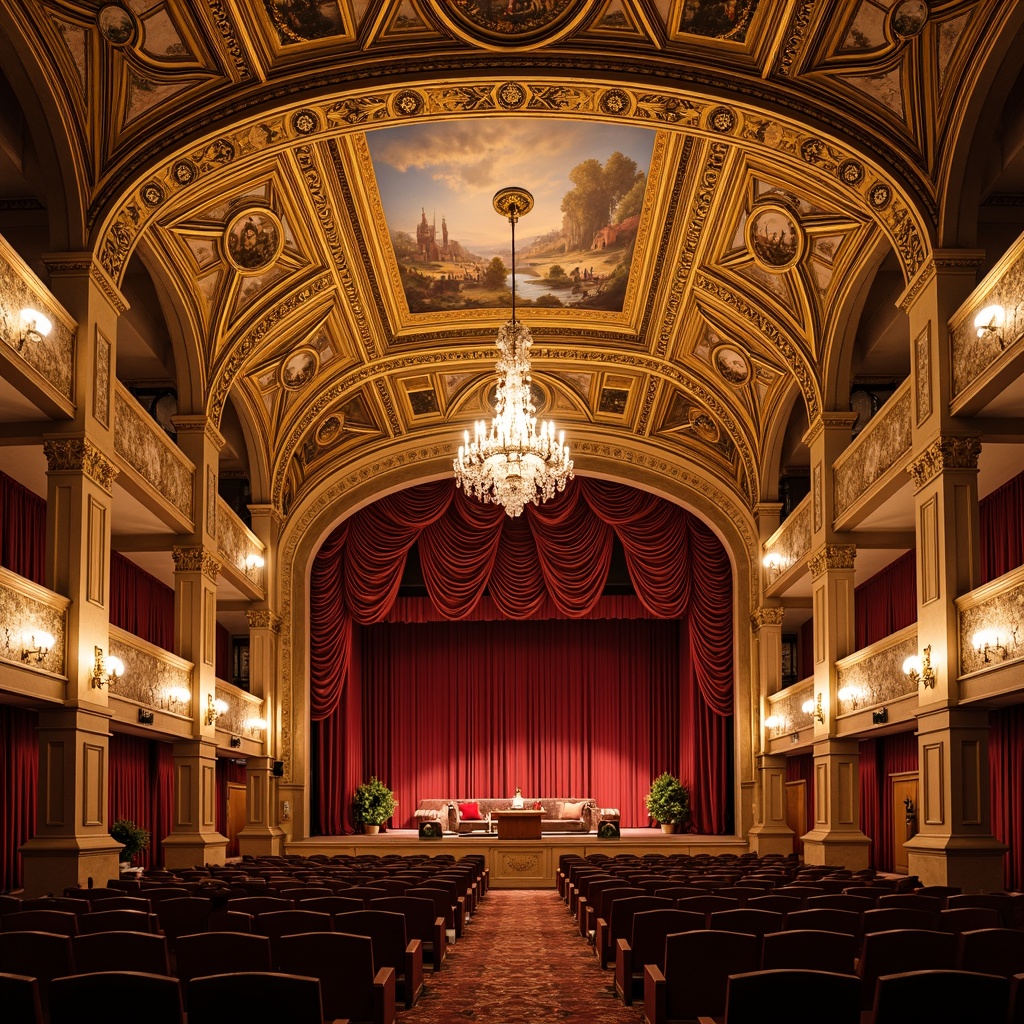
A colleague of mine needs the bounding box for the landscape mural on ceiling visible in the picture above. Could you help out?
[366,117,656,315]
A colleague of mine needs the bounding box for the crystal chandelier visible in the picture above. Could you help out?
[454,187,574,518]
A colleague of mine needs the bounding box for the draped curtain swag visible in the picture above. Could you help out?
[309,479,733,835]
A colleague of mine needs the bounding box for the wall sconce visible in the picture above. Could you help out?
[802,692,825,724]
[903,644,935,687]
[17,307,53,350]
[245,716,268,731]
[974,304,1006,347]
[972,627,1018,663]
[91,646,124,688]
[764,714,782,732]
[837,685,863,709]
[167,685,191,705]
[245,553,265,572]
[206,693,229,726]
[762,552,786,580]
[20,628,55,663]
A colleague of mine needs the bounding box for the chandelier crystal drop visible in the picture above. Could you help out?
[454,187,574,518]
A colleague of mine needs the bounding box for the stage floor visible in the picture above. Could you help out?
[285,829,751,888]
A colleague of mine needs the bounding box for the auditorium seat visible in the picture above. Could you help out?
[77,909,159,934]
[708,907,784,939]
[615,908,705,1005]
[938,906,1000,934]
[369,896,446,972]
[0,910,78,935]
[595,895,671,970]
[333,909,423,1008]
[858,928,957,1009]
[862,907,937,934]
[0,971,43,1024]
[958,928,1024,978]
[782,908,861,938]
[760,928,857,974]
[872,968,1008,1024]
[187,971,331,1024]
[49,971,183,1024]
[697,968,860,1024]
[72,931,170,974]
[174,931,273,1001]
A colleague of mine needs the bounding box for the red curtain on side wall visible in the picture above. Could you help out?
[0,704,38,891]
[0,470,46,585]
[980,468,1024,583]
[990,703,1024,889]
[859,732,918,870]
[854,550,917,649]
[109,552,175,651]
[310,479,733,835]
[108,733,173,870]
[786,754,814,843]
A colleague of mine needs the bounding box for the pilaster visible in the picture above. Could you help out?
[236,754,286,857]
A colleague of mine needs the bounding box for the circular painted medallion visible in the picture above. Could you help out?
[430,1,591,50]
[714,346,751,386]
[746,203,804,272]
[98,5,137,45]
[224,209,283,273]
[280,348,319,391]
[891,0,928,38]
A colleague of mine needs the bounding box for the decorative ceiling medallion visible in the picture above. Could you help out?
[140,182,165,207]
[689,410,721,443]
[713,346,751,386]
[869,183,893,209]
[314,414,343,446]
[891,0,928,38]
[707,106,737,133]
[98,5,137,46]
[224,209,283,274]
[280,347,319,391]
[496,82,528,110]
[291,109,320,134]
[600,89,631,116]
[430,1,591,50]
[172,160,197,186]
[838,160,864,186]
[746,202,804,272]
[393,90,424,117]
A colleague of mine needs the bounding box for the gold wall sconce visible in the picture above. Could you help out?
[20,628,55,663]
[245,553,265,573]
[206,693,229,726]
[91,646,125,688]
[903,645,935,687]
[974,304,1006,348]
[17,307,52,350]
[972,627,1018,663]
[802,692,825,724]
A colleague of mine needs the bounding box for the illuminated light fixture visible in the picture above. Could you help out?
[20,628,55,663]
[453,187,573,518]
[903,644,935,688]
[974,304,1006,347]
[972,627,1017,663]
[245,716,268,731]
[762,552,785,572]
[245,553,265,571]
[18,307,52,350]
[802,692,825,724]
[91,646,125,688]
[764,714,783,731]
[167,685,191,705]
[837,685,864,709]
[206,693,229,726]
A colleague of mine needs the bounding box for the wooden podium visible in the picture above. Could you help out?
[491,809,544,840]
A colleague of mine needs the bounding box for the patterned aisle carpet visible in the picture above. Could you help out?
[407,888,645,1022]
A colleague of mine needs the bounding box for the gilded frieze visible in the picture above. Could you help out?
[957,565,1024,677]
[0,567,67,676]
[835,626,918,713]
[833,382,911,518]
[114,385,195,519]
[108,629,192,714]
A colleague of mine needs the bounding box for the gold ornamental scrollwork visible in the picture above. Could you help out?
[247,609,282,632]
[807,544,856,580]
[907,436,982,491]
[172,545,222,582]
[42,437,119,492]
[750,607,786,630]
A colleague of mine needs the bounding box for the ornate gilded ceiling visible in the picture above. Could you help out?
[1,0,1015,525]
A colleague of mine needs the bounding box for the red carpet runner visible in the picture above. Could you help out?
[407,888,645,1022]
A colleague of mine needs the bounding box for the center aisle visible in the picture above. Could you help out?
[407,888,645,1023]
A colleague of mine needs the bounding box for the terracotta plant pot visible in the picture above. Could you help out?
[364,824,380,835]
[660,822,676,834]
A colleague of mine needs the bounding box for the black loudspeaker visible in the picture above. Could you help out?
[597,820,620,839]
[271,760,284,777]
[418,820,443,840]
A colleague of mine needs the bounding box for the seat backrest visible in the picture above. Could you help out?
[72,931,169,975]
[299,895,365,916]
[708,908,784,938]
[370,896,442,944]
[187,971,324,1024]
[136,887,190,903]
[153,897,211,941]
[175,931,272,987]
[662,928,760,1021]
[341,885,392,906]
[938,906,1001,934]
[0,971,43,1024]
[0,931,74,983]
[595,886,645,923]
[724,969,860,1024]
[784,908,861,937]
[606,896,673,943]
[872,969,1008,1024]
[629,907,706,974]
[676,895,741,919]
[958,928,1024,978]
[77,909,157,934]
[859,928,958,1008]
[652,886,706,901]
[946,892,1012,925]
[0,910,77,936]
[334,908,409,972]
[18,897,90,915]
[278,931,378,1022]
[49,971,183,1024]
[862,907,937,934]
[747,894,803,915]
[805,894,874,913]
[761,928,858,974]
[877,893,943,913]
[225,895,294,915]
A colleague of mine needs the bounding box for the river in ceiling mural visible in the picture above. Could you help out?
[366,117,656,315]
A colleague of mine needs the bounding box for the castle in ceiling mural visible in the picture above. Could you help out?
[366,117,656,315]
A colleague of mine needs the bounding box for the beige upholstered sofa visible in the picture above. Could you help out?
[415,797,597,834]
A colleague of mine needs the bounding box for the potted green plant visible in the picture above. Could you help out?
[353,776,397,834]
[110,817,150,865]
[645,772,690,834]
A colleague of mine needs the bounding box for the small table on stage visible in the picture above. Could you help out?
[491,809,544,840]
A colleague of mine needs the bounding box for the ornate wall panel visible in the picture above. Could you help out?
[957,564,1024,678]
[108,626,193,713]
[835,624,918,713]
[763,494,812,584]
[215,680,266,742]
[0,567,68,676]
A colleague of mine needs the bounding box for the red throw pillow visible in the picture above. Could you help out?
[458,801,481,821]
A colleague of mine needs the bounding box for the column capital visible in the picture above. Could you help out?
[750,606,785,630]
[42,251,129,315]
[247,609,282,632]
[908,435,982,491]
[172,545,221,582]
[801,412,859,449]
[43,436,119,492]
[808,544,856,580]
[172,414,226,451]
[897,249,987,314]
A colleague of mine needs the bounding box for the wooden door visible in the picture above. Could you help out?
[785,780,807,856]
[227,783,247,858]
[891,772,918,876]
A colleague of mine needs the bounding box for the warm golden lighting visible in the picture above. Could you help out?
[19,307,52,349]
[974,304,1005,344]
[91,646,124,688]
[903,645,935,687]
[20,628,55,663]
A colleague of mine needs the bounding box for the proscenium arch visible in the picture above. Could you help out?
[275,450,758,842]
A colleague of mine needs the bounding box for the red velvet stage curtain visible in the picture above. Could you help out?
[980,468,1024,583]
[309,479,733,835]
[860,732,918,871]
[108,733,173,870]
[854,550,917,650]
[0,470,46,586]
[0,704,37,891]
[859,740,879,869]
[990,703,1024,889]
[109,552,175,651]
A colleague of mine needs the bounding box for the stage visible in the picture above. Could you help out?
[285,829,751,888]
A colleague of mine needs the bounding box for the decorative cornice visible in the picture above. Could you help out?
[171,545,222,582]
[248,503,287,527]
[207,0,252,81]
[42,252,129,316]
[42,437,119,492]
[171,415,226,451]
[750,607,785,630]
[247,609,282,632]
[908,435,982,491]
[898,250,986,313]
[802,412,858,448]
[807,544,856,579]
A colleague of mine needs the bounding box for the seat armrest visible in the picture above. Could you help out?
[431,915,446,971]
[594,913,609,955]
[643,963,665,1024]
[404,938,424,1008]
[614,938,632,1004]
[373,965,396,1024]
